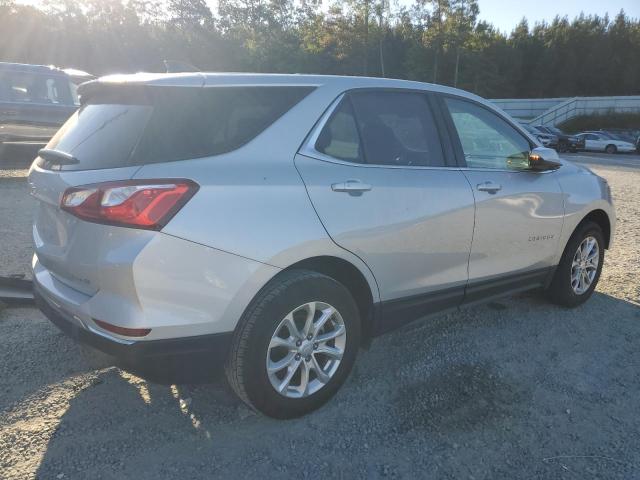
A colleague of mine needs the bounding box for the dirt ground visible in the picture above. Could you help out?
[1,154,639,479]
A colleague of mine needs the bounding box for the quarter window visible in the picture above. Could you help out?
[315,98,363,163]
[445,97,531,170]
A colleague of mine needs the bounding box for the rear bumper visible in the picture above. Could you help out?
[34,281,233,364]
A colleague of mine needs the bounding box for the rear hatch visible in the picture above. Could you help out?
[29,86,158,295]
[29,79,314,297]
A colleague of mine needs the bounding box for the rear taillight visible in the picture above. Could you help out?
[61,179,198,230]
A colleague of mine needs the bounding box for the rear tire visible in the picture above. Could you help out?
[605,144,617,154]
[225,270,361,418]
[546,221,604,308]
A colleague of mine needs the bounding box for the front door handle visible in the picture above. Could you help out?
[331,179,372,194]
[476,181,502,194]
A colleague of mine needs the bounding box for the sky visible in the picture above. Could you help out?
[470,0,640,33]
[13,0,640,34]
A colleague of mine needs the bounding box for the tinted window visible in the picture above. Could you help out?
[445,97,530,170]
[350,91,444,166]
[44,86,314,171]
[0,72,74,105]
[315,98,363,162]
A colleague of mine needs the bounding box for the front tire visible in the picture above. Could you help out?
[546,222,605,308]
[225,270,361,418]
[605,144,617,154]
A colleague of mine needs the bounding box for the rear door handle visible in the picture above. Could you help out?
[331,179,372,194]
[476,181,502,194]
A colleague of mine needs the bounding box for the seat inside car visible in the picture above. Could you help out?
[360,119,404,165]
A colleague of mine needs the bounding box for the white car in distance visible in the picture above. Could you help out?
[576,132,636,154]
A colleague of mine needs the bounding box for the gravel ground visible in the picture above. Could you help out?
[0,170,33,280]
[1,155,639,479]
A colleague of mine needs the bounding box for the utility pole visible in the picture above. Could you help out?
[454,48,460,87]
[453,0,464,87]
[432,0,443,84]
[364,0,370,75]
[378,0,386,77]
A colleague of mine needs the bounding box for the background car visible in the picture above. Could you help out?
[575,132,637,154]
[599,129,639,145]
[534,125,585,152]
[521,123,558,148]
[0,62,79,164]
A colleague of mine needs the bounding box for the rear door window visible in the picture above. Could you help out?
[314,90,445,167]
[349,91,444,167]
[43,86,314,171]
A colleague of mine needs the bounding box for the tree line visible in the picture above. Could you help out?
[1,0,639,99]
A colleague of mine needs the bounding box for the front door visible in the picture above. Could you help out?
[295,90,476,331]
[440,96,564,297]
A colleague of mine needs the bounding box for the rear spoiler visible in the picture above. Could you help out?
[78,72,206,103]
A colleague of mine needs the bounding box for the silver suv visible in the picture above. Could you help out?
[29,74,615,418]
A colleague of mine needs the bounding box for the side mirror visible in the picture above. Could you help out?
[528,149,561,172]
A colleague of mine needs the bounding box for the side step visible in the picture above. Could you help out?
[0,276,34,305]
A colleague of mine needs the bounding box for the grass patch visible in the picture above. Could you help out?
[559,113,640,134]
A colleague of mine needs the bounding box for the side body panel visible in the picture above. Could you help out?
[552,161,616,262]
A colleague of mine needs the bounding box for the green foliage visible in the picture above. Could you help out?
[0,0,639,98]
[560,113,640,133]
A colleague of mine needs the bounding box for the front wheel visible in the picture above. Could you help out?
[546,222,605,307]
[605,144,617,154]
[225,270,361,418]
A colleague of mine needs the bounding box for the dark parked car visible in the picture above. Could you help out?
[534,125,585,152]
[521,124,558,148]
[0,62,79,164]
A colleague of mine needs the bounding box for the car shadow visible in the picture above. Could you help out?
[25,291,640,479]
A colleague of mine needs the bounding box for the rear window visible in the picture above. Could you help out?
[43,86,314,171]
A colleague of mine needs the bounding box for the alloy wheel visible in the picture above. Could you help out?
[570,236,599,295]
[266,301,346,398]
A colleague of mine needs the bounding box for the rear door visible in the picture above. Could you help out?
[296,90,476,332]
[439,95,564,298]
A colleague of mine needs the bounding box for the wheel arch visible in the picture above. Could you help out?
[280,256,377,346]
[575,209,611,249]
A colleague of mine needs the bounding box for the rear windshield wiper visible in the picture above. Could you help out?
[38,149,79,166]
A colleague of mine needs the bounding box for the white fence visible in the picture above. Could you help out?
[489,98,569,121]
[489,96,640,127]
